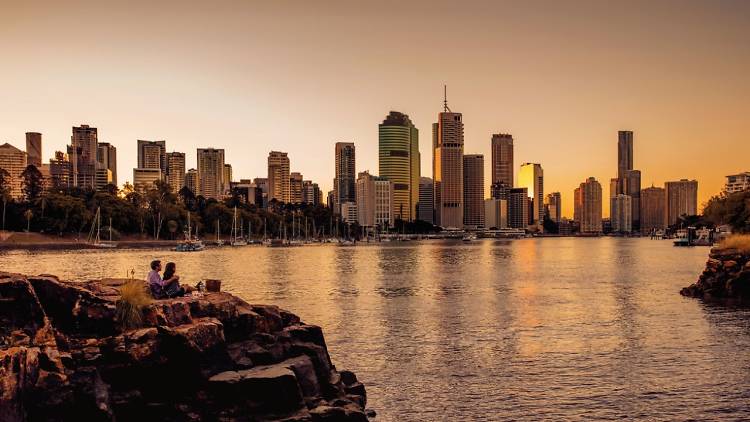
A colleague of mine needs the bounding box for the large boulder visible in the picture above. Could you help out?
[0,273,369,421]
[681,247,750,302]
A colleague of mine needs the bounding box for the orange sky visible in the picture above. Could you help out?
[1,0,748,217]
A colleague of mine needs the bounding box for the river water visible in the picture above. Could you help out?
[2,238,749,421]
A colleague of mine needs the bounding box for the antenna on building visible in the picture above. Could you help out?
[443,84,451,112]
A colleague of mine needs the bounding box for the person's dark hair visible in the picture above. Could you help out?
[150,260,161,270]
[163,262,176,280]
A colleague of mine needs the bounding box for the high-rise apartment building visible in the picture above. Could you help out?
[334,142,356,214]
[302,180,321,205]
[725,172,750,193]
[640,185,666,233]
[508,188,529,229]
[379,111,419,221]
[96,142,117,187]
[166,152,186,193]
[578,177,603,234]
[418,177,434,224]
[573,186,582,225]
[0,143,28,198]
[49,151,73,189]
[197,148,225,199]
[223,164,232,194]
[518,163,544,229]
[95,168,113,191]
[432,97,464,229]
[185,169,198,194]
[665,179,698,226]
[485,198,508,229]
[133,168,161,193]
[463,154,484,229]
[267,151,291,203]
[254,177,269,207]
[290,172,303,204]
[70,125,98,189]
[491,133,513,186]
[545,192,561,224]
[25,132,42,168]
[137,140,166,173]
[611,194,633,233]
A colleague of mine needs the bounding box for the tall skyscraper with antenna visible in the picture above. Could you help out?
[432,86,464,228]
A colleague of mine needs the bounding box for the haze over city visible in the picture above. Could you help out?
[1,0,748,216]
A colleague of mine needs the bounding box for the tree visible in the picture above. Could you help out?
[23,209,33,232]
[167,219,178,239]
[703,190,750,233]
[0,168,10,231]
[21,165,44,203]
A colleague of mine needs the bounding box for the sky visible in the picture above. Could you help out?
[1,0,748,217]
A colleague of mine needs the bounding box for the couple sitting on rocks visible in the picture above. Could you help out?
[147,260,196,299]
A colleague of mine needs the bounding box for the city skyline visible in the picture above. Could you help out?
[1,1,748,217]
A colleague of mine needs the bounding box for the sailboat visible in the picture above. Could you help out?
[87,207,117,248]
[230,207,247,246]
[174,213,205,251]
[214,220,224,246]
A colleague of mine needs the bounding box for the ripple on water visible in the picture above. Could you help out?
[2,238,750,421]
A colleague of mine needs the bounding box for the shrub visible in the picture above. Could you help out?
[115,279,152,330]
[717,234,750,253]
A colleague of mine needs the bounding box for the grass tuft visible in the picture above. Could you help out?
[717,234,750,253]
[116,279,152,330]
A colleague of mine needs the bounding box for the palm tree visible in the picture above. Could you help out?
[24,209,33,232]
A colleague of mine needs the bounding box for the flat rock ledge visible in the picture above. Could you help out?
[0,272,370,421]
[681,248,750,303]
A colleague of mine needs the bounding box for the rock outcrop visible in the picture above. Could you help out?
[0,273,369,421]
[681,247,750,302]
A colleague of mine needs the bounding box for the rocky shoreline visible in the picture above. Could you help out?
[681,247,750,302]
[0,273,371,421]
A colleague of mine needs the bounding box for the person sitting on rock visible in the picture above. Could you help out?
[147,260,191,299]
[161,262,194,298]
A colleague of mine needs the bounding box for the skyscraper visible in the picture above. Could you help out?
[334,142,356,213]
[463,154,485,229]
[0,143,28,199]
[254,177,269,207]
[96,142,117,187]
[290,172,303,204]
[418,177,434,224]
[578,177,603,234]
[640,185,666,233]
[302,180,321,205]
[485,199,508,229]
[518,163,544,229]
[70,125,98,189]
[491,133,513,186]
[49,151,72,189]
[185,168,198,194]
[508,187,529,229]
[611,194,633,233]
[197,148,225,199]
[25,132,42,168]
[432,92,464,229]
[613,131,640,230]
[617,130,633,182]
[132,168,161,193]
[137,140,166,173]
[267,151,291,203]
[545,192,561,224]
[223,164,232,193]
[665,179,698,226]
[166,152,186,193]
[379,111,420,221]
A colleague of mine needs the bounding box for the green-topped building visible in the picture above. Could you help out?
[378,111,420,221]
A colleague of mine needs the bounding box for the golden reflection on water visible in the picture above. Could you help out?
[2,238,750,420]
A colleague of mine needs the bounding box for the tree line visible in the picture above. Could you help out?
[0,165,438,239]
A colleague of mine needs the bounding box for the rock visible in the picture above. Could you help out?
[683,252,750,302]
[0,274,370,421]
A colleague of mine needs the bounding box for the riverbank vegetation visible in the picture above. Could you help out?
[703,190,750,233]
[0,165,436,239]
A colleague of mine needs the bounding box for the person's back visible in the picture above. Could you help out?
[147,260,164,298]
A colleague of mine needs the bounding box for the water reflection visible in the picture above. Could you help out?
[2,239,749,420]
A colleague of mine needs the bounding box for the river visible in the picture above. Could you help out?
[2,237,749,421]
